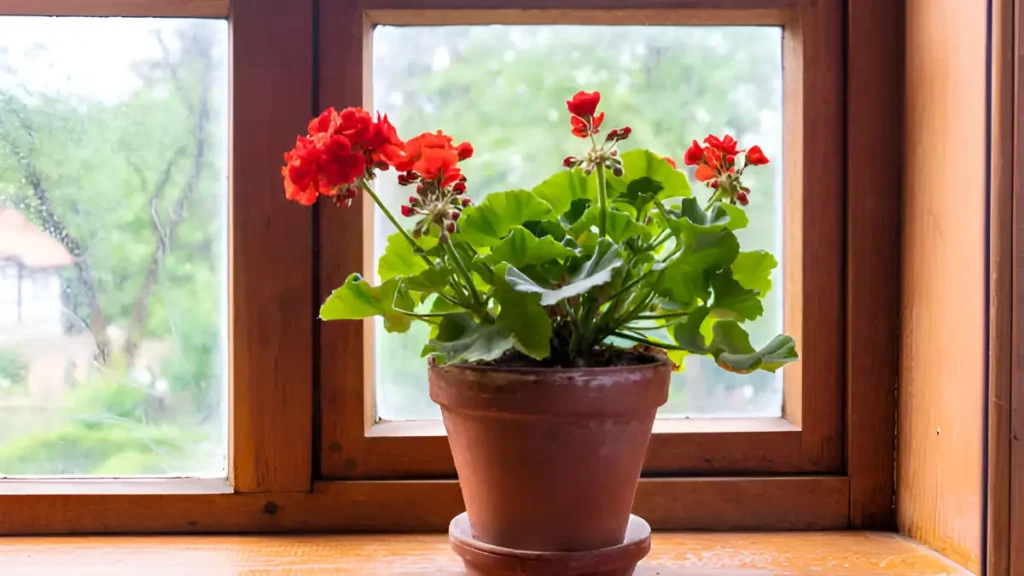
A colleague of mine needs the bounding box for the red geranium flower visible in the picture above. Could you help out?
[566,90,601,118]
[396,130,471,186]
[570,111,604,139]
[282,106,408,207]
[704,134,739,155]
[683,140,704,166]
[745,145,770,166]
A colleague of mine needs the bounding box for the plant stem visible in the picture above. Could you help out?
[444,242,484,314]
[359,179,430,264]
[613,331,690,351]
[596,162,609,238]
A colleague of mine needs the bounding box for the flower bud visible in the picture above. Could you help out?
[563,156,577,168]
[612,165,624,177]
[401,205,414,218]
[453,181,467,194]
[447,221,457,234]
[408,196,419,205]
[621,126,632,139]
[450,211,461,221]
[605,129,619,142]
[736,191,749,206]
[462,197,472,206]
[610,149,618,157]
[710,180,719,189]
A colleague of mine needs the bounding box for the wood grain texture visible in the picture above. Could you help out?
[0,532,972,575]
[0,0,227,16]
[228,0,314,493]
[990,0,1016,574]
[1012,0,1024,572]
[0,477,846,535]
[0,528,966,573]
[846,0,902,530]
[780,0,845,469]
[319,0,845,480]
[899,0,988,572]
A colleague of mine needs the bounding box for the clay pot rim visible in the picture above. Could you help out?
[429,354,674,376]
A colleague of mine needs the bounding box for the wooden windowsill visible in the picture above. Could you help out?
[1,532,970,575]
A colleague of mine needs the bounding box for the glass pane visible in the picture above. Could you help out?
[0,18,229,476]
[372,25,783,421]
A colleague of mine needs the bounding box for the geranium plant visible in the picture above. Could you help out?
[282,91,797,373]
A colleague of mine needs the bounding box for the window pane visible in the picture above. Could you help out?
[372,25,783,421]
[0,18,229,476]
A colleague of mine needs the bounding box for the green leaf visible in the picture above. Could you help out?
[377,232,436,282]
[403,263,456,294]
[483,226,576,268]
[531,169,593,214]
[558,197,591,228]
[732,250,777,295]
[493,280,552,360]
[709,321,798,374]
[319,274,415,333]
[614,177,662,214]
[457,189,558,247]
[608,150,691,200]
[427,313,514,363]
[709,270,763,321]
[657,198,749,239]
[568,206,648,244]
[503,238,624,306]
[670,306,711,353]
[654,230,739,307]
[523,219,567,241]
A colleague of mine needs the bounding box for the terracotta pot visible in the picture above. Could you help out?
[429,358,671,553]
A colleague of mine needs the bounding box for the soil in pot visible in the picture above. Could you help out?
[429,349,671,553]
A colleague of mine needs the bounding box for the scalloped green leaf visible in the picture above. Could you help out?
[427,313,514,363]
[531,169,593,214]
[319,274,415,333]
[568,206,648,244]
[457,189,558,247]
[710,321,798,374]
[377,232,437,282]
[732,250,776,295]
[493,280,551,360]
[606,150,691,200]
[709,270,763,321]
[670,305,711,353]
[483,226,576,269]
[503,238,624,306]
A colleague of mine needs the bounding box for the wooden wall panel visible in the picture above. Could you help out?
[899,0,988,572]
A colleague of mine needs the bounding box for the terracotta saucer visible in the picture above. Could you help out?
[449,513,652,576]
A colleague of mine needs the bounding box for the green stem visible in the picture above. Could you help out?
[635,311,688,321]
[359,180,430,265]
[596,162,609,238]
[444,242,484,313]
[613,331,690,351]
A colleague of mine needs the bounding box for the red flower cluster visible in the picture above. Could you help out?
[683,135,769,206]
[396,130,475,241]
[567,91,606,139]
[282,107,404,206]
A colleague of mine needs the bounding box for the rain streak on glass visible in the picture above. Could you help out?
[0,18,229,476]
[371,25,785,421]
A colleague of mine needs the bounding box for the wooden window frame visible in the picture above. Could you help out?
[318,0,845,479]
[0,0,900,535]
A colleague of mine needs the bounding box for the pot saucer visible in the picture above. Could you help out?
[449,512,651,576]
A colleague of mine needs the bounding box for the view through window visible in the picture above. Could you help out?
[372,25,784,421]
[0,17,229,476]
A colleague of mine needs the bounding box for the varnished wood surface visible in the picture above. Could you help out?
[845,0,901,530]
[899,0,988,572]
[0,532,970,575]
[228,0,314,494]
[0,0,228,17]
[988,0,1016,573]
[0,477,847,535]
